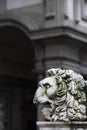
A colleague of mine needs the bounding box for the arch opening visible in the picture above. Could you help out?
[0,25,37,130]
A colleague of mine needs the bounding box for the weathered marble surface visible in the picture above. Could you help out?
[33,68,87,121]
[37,121,87,130]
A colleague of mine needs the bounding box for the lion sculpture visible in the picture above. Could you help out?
[33,68,87,121]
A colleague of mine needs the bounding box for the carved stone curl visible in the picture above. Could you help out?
[33,68,87,121]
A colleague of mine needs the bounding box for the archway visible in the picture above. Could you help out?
[0,25,37,130]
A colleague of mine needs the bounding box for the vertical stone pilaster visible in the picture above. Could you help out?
[34,36,84,121]
[34,42,46,121]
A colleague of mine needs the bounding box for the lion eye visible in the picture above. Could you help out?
[47,85,50,88]
[45,84,50,88]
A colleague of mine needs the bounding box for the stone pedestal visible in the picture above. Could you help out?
[37,121,87,130]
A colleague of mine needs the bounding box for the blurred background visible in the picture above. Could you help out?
[0,0,87,130]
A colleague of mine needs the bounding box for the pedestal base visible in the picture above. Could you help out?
[37,121,87,130]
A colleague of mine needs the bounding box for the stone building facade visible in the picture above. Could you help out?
[0,0,87,130]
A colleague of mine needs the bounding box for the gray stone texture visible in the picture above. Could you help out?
[0,0,87,130]
[37,122,87,130]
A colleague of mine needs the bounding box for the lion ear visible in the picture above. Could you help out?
[55,76,62,83]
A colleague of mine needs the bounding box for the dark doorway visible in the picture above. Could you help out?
[0,25,37,130]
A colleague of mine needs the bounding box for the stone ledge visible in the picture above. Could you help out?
[37,121,87,130]
[37,121,87,125]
